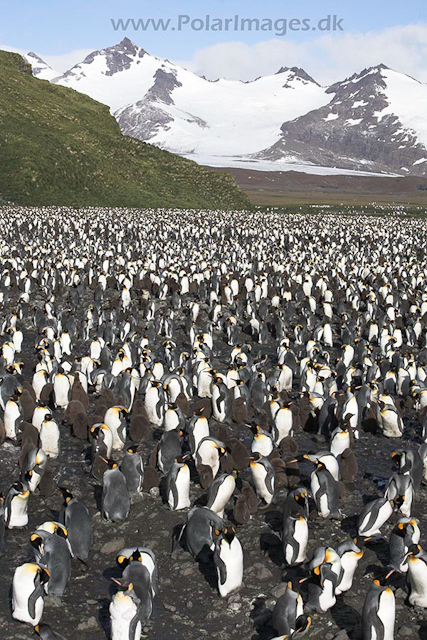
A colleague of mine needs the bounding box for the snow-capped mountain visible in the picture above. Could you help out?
[22,39,427,176]
[50,38,329,159]
[258,65,427,175]
[24,53,59,82]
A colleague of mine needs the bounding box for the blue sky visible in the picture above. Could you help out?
[1,0,427,83]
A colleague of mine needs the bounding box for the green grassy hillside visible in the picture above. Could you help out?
[0,51,250,210]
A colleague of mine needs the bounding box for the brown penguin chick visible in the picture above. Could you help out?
[132,399,146,415]
[94,400,109,417]
[241,480,258,514]
[279,390,290,402]
[216,424,231,448]
[361,406,378,434]
[198,464,214,489]
[18,422,39,449]
[73,412,89,440]
[142,465,160,491]
[71,378,89,410]
[284,460,301,489]
[279,436,299,457]
[232,398,248,424]
[91,454,109,480]
[40,383,54,408]
[89,414,104,429]
[191,398,212,420]
[298,392,314,432]
[220,452,236,474]
[97,388,116,409]
[0,417,5,445]
[175,393,189,416]
[23,380,36,403]
[20,390,36,422]
[129,413,151,443]
[65,400,86,426]
[148,444,158,469]
[233,494,250,525]
[339,448,358,483]
[403,394,414,410]
[39,466,55,497]
[270,458,288,488]
[337,481,347,499]
[231,440,250,471]
[289,404,302,433]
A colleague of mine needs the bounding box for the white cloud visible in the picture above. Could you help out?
[2,23,427,84]
[0,44,93,73]
[174,23,427,85]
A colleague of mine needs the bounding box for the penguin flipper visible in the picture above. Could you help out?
[167,474,179,510]
[265,466,275,496]
[215,552,227,586]
[28,583,43,621]
[128,609,141,640]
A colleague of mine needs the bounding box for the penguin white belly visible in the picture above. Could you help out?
[294,518,308,563]
[330,432,350,457]
[197,442,220,477]
[109,594,141,640]
[408,559,427,607]
[170,466,190,510]
[4,402,20,439]
[12,566,43,624]
[33,407,49,431]
[106,416,125,451]
[274,410,293,444]
[318,580,336,612]
[251,463,273,504]
[311,472,329,517]
[377,588,395,639]
[360,501,392,536]
[54,377,70,408]
[251,435,273,457]
[381,413,402,438]
[145,389,163,426]
[7,495,29,528]
[192,421,210,457]
[197,371,212,398]
[217,538,243,597]
[209,476,235,517]
[168,379,181,403]
[164,410,179,432]
[40,423,60,458]
[277,368,293,392]
[212,387,226,422]
[336,553,358,594]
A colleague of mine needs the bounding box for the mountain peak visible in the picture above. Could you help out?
[276,66,319,86]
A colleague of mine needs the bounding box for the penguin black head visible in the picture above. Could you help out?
[223,527,236,544]
[60,487,74,504]
[294,615,311,635]
[130,549,142,563]
[30,534,44,552]
[126,446,137,455]
[405,543,422,559]
[112,577,133,592]
[38,566,50,585]
[116,554,131,568]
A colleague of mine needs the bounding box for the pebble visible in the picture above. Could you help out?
[101,538,125,554]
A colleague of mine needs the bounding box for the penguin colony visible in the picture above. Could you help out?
[0,206,427,640]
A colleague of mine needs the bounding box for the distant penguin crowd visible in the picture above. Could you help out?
[1,206,427,639]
